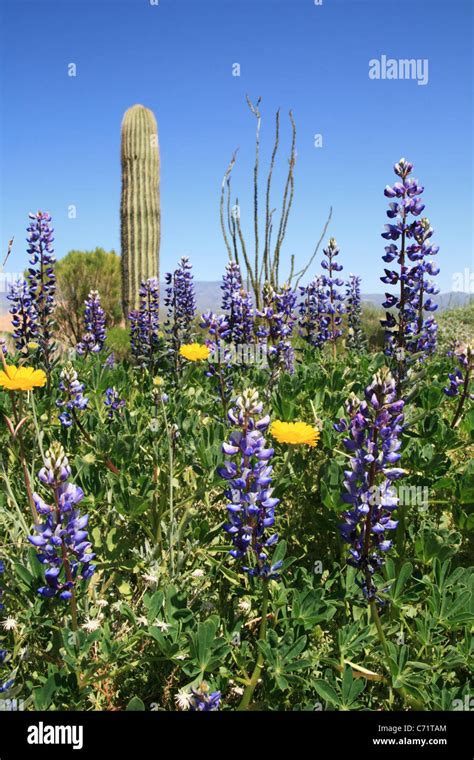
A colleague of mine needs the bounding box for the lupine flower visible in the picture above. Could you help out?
[0,339,7,357]
[334,368,405,602]
[218,389,281,579]
[56,362,88,427]
[103,352,116,370]
[270,420,320,447]
[26,211,56,366]
[103,387,125,419]
[164,257,196,370]
[179,343,210,362]
[257,284,297,374]
[380,160,439,365]
[298,275,327,348]
[320,238,345,352]
[444,344,473,428]
[7,278,39,351]
[345,274,365,352]
[76,290,106,356]
[28,442,96,600]
[129,277,160,369]
[221,262,255,347]
[189,683,221,712]
[201,311,233,409]
[0,365,46,392]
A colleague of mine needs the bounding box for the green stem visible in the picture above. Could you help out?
[237,581,269,710]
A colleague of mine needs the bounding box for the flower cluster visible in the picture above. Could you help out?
[298,275,327,348]
[7,278,39,351]
[28,443,95,600]
[218,389,281,579]
[257,284,297,373]
[129,277,160,369]
[164,257,196,369]
[221,262,255,347]
[103,387,126,419]
[335,368,404,602]
[345,274,365,352]
[76,290,106,356]
[380,159,439,363]
[56,362,88,427]
[26,211,56,364]
[320,238,345,347]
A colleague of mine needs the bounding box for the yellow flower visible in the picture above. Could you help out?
[27,342,39,351]
[179,343,210,362]
[270,420,320,447]
[0,365,47,392]
[153,376,164,387]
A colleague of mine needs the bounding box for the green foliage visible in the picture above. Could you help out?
[0,328,473,711]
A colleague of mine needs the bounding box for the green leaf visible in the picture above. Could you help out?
[313,680,340,707]
[126,697,146,711]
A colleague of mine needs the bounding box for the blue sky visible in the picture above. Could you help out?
[0,0,472,293]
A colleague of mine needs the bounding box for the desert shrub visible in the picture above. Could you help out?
[55,248,122,345]
[438,300,474,352]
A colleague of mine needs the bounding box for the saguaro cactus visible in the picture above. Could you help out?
[120,104,161,316]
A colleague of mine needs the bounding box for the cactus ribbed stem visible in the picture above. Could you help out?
[120,104,161,316]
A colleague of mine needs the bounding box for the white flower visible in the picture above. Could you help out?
[238,599,251,614]
[153,620,170,632]
[142,572,160,586]
[231,685,244,697]
[96,599,108,609]
[81,617,101,633]
[191,569,205,578]
[175,653,186,661]
[137,615,148,626]
[174,689,193,711]
[2,617,18,631]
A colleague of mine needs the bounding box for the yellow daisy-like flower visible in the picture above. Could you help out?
[179,343,210,362]
[270,420,320,448]
[0,365,47,392]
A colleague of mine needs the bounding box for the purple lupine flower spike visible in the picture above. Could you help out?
[335,368,405,603]
[28,443,96,600]
[256,283,296,374]
[345,274,365,352]
[104,387,125,419]
[164,257,196,371]
[56,362,89,428]
[26,211,56,367]
[320,238,345,352]
[221,262,255,348]
[298,275,327,348]
[76,290,106,356]
[7,278,39,351]
[218,388,281,579]
[129,277,160,369]
[380,160,439,368]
